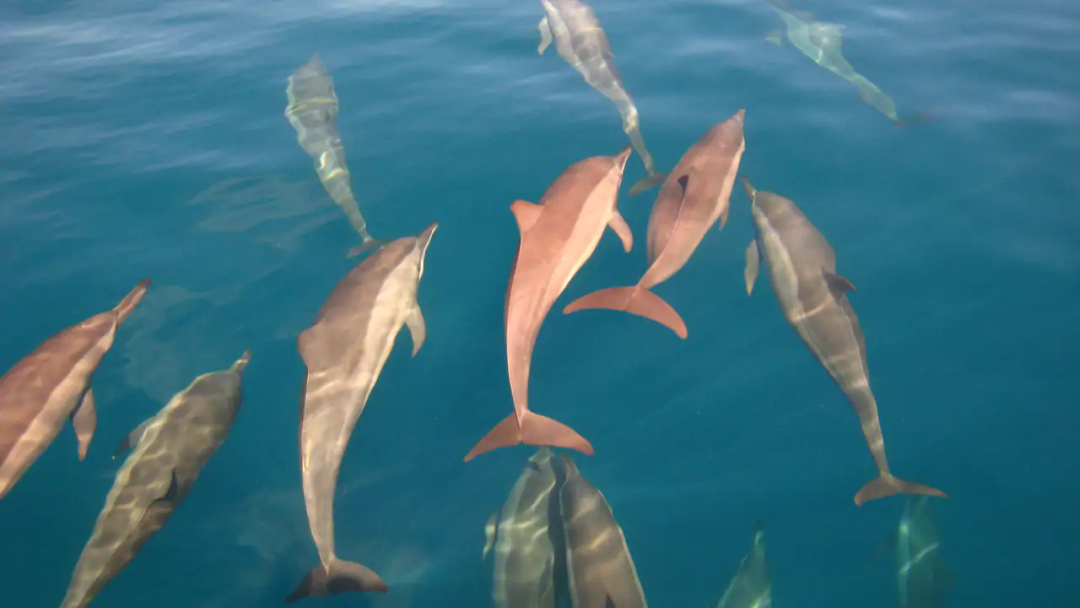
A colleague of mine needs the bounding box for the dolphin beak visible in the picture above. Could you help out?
[740,176,756,201]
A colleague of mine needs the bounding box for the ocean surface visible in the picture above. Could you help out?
[1,0,1078,606]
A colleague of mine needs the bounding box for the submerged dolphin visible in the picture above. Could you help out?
[289,223,437,603]
[762,0,930,127]
[896,496,952,608]
[285,53,382,257]
[0,278,150,500]
[537,0,666,194]
[559,453,647,608]
[564,109,747,339]
[483,447,564,608]
[61,351,251,608]
[742,178,946,505]
[464,147,634,462]
[715,522,771,608]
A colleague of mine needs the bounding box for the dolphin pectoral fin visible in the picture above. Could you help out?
[608,211,633,252]
[628,172,669,195]
[70,389,97,461]
[605,596,617,608]
[765,30,784,46]
[113,418,153,460]
[510,199,543,234]
[744,240,760,296]
[869,530,898,563]
[822,269,856,296]
[136,469,180,528]
[287,558,388,603]
[854,474,948,506]
[482,510,499,560]
[405,305,426,357]
[538,17,553,55]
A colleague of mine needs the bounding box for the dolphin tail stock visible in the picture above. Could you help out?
[345,234,385,258]
[285,558,388,604]
[563,285,688,339]
[463,410,594,462]
[628,171,669,196]
[854,473,948,506]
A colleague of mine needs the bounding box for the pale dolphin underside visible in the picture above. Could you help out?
[896,496,952,608]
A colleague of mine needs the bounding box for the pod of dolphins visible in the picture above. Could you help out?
[0,0,952,606]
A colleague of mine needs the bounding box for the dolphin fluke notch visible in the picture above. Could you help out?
[563,286,688,339]
[628,172,669,196]
[854,473,948,506]
[286,558,388,604]
[464,410,593,462]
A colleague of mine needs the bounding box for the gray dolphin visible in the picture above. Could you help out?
[288,223,437,603]
[896,496,952,608]
[483,447,564,608]
[742,178,946,506]
[285,53,382,257]
[763,0,931,127]
[560,453,647,608]
[715,522,771,608]
[0,278,150,500]
[537,0,667,194]
[60,350,251,608]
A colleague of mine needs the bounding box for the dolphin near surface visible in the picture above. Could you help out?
[288,223,437,603]
[741,178,946,506]
[896,496,952,608]
[715,522,771,608]
[285,53,382,257]
[537,0,667,194]
[0,277,150,500]
[483,447,565,608]
[463,147,635,462]
[60,351,251,608]
[559,453,647,608]
[564,109,748,339]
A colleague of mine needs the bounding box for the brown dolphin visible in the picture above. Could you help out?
[564,110,747,339]
[61,351,251,608]
[0,278,150,500]
[559,453,647,608]
[464,147,634,462]
[742,178,946,506]
[288,223,436,603]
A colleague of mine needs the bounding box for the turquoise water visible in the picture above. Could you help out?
[1,0,1078,606]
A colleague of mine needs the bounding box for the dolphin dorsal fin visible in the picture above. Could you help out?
[823,269,856,296]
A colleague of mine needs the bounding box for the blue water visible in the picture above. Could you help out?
[1,0,1078,606]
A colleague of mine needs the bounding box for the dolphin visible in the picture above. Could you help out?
[0,278,150,500]
[537,0,666,194]
[483,447,564,608]
[563,109,747,339]
[715,522,771,608]
[288,223,437,603]
[896,496,952,608]
[463,147,634,462]
[285,53,382,257]
[741,178,946,505]
[60,350,251,608]
[559,453,647,608]
[762,0,932,127]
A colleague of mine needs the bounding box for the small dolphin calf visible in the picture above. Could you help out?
[464,147,634,462]
[0,278,150,500]
[483,447,564,608]
[61,350,251,608]
[715,522,771,608]
[742,178,946,505]
[896,496,952,608]
[289,223,437,603]
[537,0,666,194]
[564,109,747,339]
[285,53,382,256]
[559,453,647,608]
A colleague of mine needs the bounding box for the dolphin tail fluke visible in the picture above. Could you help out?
[464,413,521,462]
[285,558,388,604]
[464,410,594,462]
[854,474,948,506]
[893,111,937,129]
[564,286,688,339]
[346,236,384,258]
[113,278,151,324]
[629,172,669,196]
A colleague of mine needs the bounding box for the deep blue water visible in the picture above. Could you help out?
[1,0,1078,606]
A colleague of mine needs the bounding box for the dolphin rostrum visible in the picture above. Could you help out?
[762,0,931,127]
[60,350,251,608]
[463,147,634,462]
[559,452,647,608]
[896,496,952,608]
[715,522,771,608]
[285,53,382,257]
[564,109,747,339]
[0,278,150,500]
[537,0,666,194]
[483,447,565,608]
[288,223,437,603]
[742,178,946,505]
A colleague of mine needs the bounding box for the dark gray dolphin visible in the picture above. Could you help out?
[896,496,952,608]
[715,522,771,608]
[285,53,382,256]
[60,350,251,608]
[742,178,946,506]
